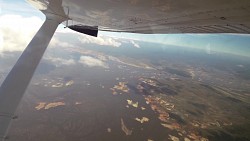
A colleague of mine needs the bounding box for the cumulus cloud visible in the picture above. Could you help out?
[0,14,43,53]
[0,14,77,56]
[78,56,108,68]
[130,40,140,48]
[50,37,74,48]
[45,57,76,67]
[78,35,122,47]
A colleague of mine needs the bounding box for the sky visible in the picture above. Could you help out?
[0,0,250,57]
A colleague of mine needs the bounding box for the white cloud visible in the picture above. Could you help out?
[0,14,43,53]
[130,40,140,48]
[50,37,74,48]
[45,57,76,67]
[206,43,211,54]
[78,56,108,68]
[78,35,121,47]
[0,14,76,54]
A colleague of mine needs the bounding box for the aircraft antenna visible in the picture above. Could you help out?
[64,7,69,28]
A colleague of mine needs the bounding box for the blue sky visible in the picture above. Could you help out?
[1,0,250,57]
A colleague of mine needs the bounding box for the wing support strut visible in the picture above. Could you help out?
[0,17,63,140]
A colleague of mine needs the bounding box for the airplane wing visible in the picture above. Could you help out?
[28,0,250,34]
[0,0,250,140]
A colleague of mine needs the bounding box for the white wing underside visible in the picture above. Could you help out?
[28,0,250,34]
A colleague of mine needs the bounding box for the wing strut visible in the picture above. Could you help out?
[0,18,62,140]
